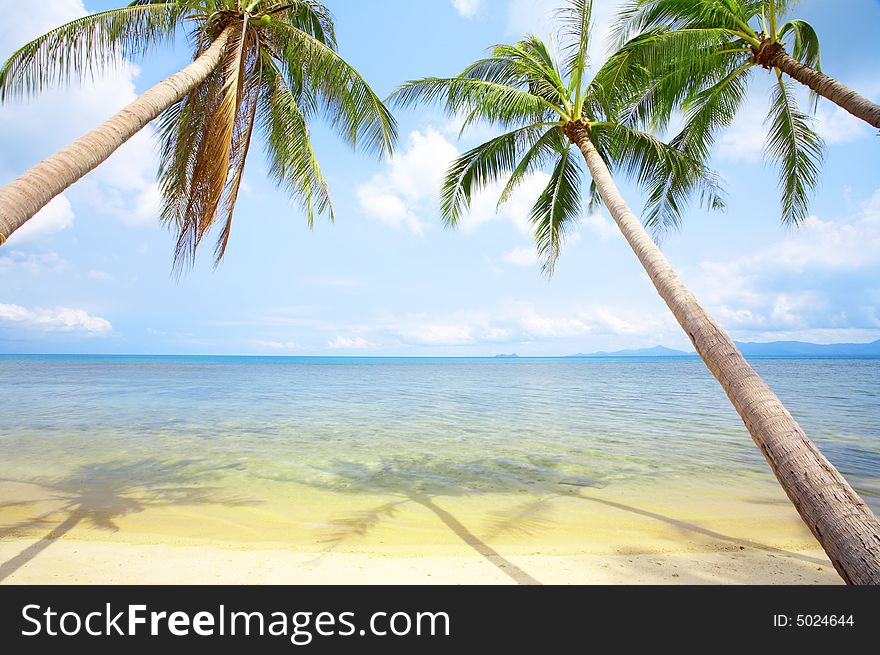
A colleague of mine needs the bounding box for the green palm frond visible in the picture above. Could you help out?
[556,0,592,114]
[498,127,566,207]
[595,122,725,231]
[597,25,749,130]
[440,124,549,226]
[492,39,572,114]
[267,21,396,157]
[779,20,820,70]
[531,145,583,275]
[614,0,755,45]
[765,75,824,226]
[672,59,752,162]
[612,0,827,225]
[392,76,555,127]
[779,18,821,110]
[271,0,337,49]
[260,59,333,230]
[0,2,184,100]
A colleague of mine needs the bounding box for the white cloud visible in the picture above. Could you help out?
[0,250,68,276]
[451,0,480,18]
[254,340,299,351]
[4,195,75,245]
[504,247,537,267]
[505,300,676,340]
[88,270,113,282]
[506,0,556,39]
[327,336,377,350]
[507,301,592,338]
[716,75,876,163]
[461,173,549,235]
[393,311,510,346]
[0,0,160,235]
[581,211,618,240]
[0,303,112,334]
[717,95,766,162]
[357,186,426,236]
[356,129,458,236]
[356,129,552,238]
[398,323,476,345]
[691,189,880,338]
[0,0,86,51]
[814,102,871,145]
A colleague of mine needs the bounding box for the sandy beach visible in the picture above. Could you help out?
[0,477,842,584]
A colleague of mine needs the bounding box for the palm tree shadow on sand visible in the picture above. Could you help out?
[573,494,829,567]
[0,458,259,582]
[307,456,606,586]
[310,456,830,583]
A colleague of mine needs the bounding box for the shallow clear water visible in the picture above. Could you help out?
[1,355,877,514]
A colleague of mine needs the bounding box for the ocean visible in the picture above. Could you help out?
[1,355,878,575]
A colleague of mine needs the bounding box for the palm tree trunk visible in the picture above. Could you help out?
[771,49,880,129]
[0,28,234,245]
[565,121,880,585]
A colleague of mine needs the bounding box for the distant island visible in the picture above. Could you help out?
[567,340,880,358]
[494,354,520,359]
[567,346,691,358]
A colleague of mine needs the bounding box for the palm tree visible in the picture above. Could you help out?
[392,0,880,584]
[616,0,880,127]
[609,0,878,226]
[0,0,396,266]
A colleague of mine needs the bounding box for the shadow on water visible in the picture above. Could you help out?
[0,458,259,582]
[308,456,606,586]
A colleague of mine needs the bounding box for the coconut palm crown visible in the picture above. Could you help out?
[391,0,724,274]
[0,0,396,267]
[608,0,839,227]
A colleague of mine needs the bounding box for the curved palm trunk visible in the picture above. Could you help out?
[0,28,234,245]
[565,121,880,585]
[771,50,880,129]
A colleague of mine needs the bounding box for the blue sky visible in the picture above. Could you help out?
[1,0,879,355]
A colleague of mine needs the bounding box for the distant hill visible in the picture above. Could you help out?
[494,354,520,359]
[567,346,693,358]
[567,340,880,358]
[734,339,880,357]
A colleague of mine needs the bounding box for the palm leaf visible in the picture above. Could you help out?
[672,59,752,162]
[441,123,548,226]
[596,25,749,130]
[556,0,593,112]
[392,76,555,127]
[779,18,821,110]
[0,2,184,100]
[531,145,583,275]
[267,21,396,157]
[260,58,333,229]
[765,74,824,226]
[595,122,724,232]
[498,127,566,206]
[614,0,755,43]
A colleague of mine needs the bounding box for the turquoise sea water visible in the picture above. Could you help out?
[0,355,878,515]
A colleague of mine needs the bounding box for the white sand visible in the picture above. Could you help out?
[0,538,839,584]
[0,476,846,584]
